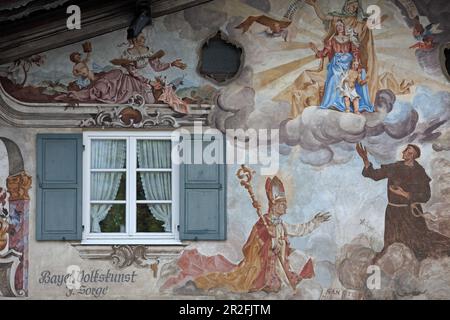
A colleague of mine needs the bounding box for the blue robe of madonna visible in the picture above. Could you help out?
[319,52,374,113]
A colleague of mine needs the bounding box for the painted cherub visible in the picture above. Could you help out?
[339,59,368,114]
[409,35,435,51]
[409,18,442,51]
[69,41,95,89]
[235,0,303,42]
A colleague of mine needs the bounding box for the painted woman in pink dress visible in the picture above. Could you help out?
[57,33,188,113]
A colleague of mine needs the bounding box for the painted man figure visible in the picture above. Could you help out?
[194,176,330,293]
[357,143,450,261]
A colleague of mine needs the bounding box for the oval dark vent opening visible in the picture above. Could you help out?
[445,48,450,79]
[198,31,243,85]
[441,43,450,82]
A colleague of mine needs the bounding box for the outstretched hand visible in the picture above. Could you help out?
[313,211,331,224]
[356,143,370,168]
[171,59,187,70]
[309,42,319,54]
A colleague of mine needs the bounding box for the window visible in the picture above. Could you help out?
[82,132,180,245]
[36,133,226,243]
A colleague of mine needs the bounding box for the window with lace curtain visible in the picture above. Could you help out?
[82,131,180,245]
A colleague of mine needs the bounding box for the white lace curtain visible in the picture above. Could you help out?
[90,140,126,233]
[137,140,172,231]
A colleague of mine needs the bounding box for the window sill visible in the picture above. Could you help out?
[79,239,187,246]
[70,242,190,267]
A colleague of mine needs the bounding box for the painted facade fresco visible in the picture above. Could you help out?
[0,0,450,300]
[0,31,216,112]
[162,166,330,293]
[0,138,31,297]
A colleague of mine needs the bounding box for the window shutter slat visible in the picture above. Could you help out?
[180,135,226,241]
[36,134,82,240]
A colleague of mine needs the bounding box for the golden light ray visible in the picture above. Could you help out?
[376,55,420,71]
[297,5,326,27]
[378,61,449,91]
[271,64,325,103]
[375,40,416,49]
[254,55,317,90]
[258,58,322,95]
[376,48,418,62]
[374,30,411,41]
[291,3,327,35]
[270,41,312,51]
[293,28,325,43]
[256,56,324,101]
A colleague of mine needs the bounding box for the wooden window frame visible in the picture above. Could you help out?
[82,131,181,245]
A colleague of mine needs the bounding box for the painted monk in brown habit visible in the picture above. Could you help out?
[356,143,450,261]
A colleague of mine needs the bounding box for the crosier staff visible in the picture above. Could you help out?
[237,165,272,235]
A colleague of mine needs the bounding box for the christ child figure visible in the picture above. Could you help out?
[341,58,368,114]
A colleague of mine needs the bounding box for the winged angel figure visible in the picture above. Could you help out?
[235,0,305,41]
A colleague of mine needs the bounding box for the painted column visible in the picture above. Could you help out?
[6,171,32,295]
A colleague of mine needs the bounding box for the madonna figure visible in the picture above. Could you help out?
[309,19,374,112]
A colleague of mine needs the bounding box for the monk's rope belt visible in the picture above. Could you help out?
[388,202,438,221]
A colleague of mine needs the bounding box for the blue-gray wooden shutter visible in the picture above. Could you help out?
[36,134,82,240]
[180,134,226,240]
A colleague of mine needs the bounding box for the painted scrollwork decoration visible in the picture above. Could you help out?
[111,245,135,269]
[6,172,32,201]
[80,94,181,129]
[110,245,160,277]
